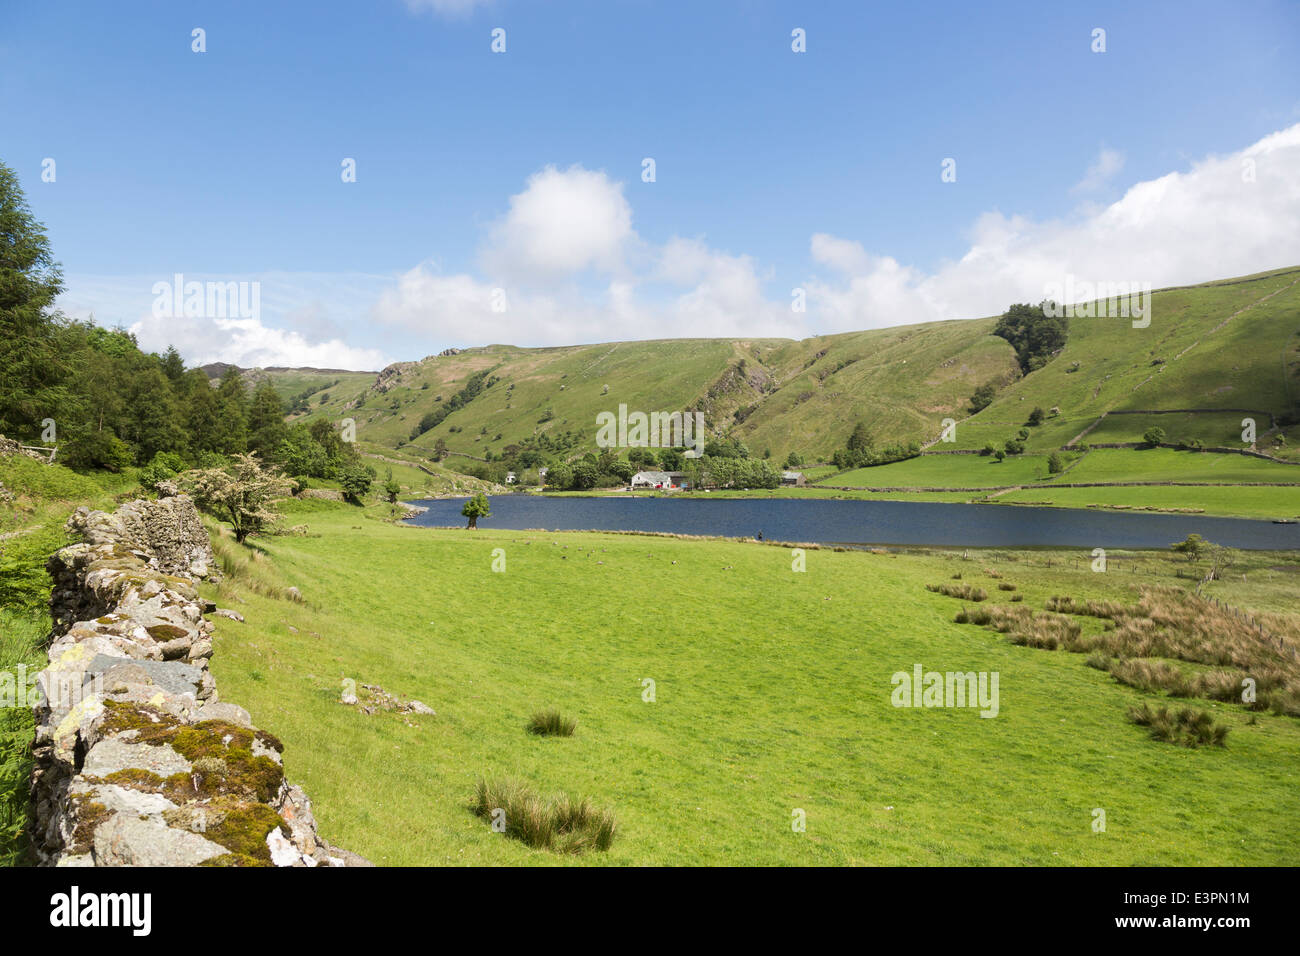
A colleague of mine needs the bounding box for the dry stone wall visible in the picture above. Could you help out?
[29,494,367,867]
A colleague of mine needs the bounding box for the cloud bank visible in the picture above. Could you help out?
[804,124,1300,328]
[58,124,1300,368]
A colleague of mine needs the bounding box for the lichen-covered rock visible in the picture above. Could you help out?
[83,737,192,778]
[92,814,228,867]
[29,496,368,867]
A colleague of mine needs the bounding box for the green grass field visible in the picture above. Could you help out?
[202,503,1300,866]
[541,444,1300,516]
[827,454,1063,488]
[821,448,1300,491]
[1081,411,1264,449]
[997,485,1300,520]
[1061,448,1300,484]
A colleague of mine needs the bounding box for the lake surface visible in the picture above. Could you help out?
[404,495,1300,550]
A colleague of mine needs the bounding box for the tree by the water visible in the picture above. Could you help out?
[462,492,491,529]
[1171,533,1207,562]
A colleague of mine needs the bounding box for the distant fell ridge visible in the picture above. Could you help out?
[200,363,379,379]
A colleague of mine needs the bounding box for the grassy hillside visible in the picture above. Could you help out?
[263,267,1299,473]
[944,267,1300,459]
[204,502,1300,865]
[293,326,1019,465]
[355,442,508,497]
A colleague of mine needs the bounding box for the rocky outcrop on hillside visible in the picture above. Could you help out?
[369,360,419,395]
[29,495,368,867]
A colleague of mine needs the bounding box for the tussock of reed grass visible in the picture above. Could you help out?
[1024,588,1300,714]
[1126,703,1229,747]
[927,583,988,602]
[954,603,1081,649]
[1102,658,1298,714]
[1108,658,1196,696]
[1045,595,1132,619]
[527,708,577,737]
[473,777,615,853]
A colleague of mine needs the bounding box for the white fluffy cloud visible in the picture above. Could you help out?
[482,165,635,281]
[58,272,392,370]
[373,165,802,344]
[656,238,793,337]
[128,313,388,370]
[806,123,1300,330]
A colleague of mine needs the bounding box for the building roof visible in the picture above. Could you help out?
[781,471,805,480]
[632,470,673,483]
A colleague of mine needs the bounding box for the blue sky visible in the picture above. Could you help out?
[3,0,1298,368]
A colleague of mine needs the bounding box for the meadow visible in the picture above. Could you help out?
[996,485,1300,521]
[796,446,1300,518]
[827,453,1062,488]
[200,501,1300,866]
[1062,448,1300,484]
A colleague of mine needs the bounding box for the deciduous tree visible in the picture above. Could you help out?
[189,453,294,543]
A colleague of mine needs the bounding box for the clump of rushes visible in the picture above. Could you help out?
[1127,703,1229,747]
[473,777,615,853]
[952,603,1081,649]
[954,606,991,625]
[527,708,577,737]
[926,583,988,602]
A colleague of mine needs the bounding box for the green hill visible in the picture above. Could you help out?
[940,267,1300,460]
[263,266,1300,468]
[292,326,1016,464]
